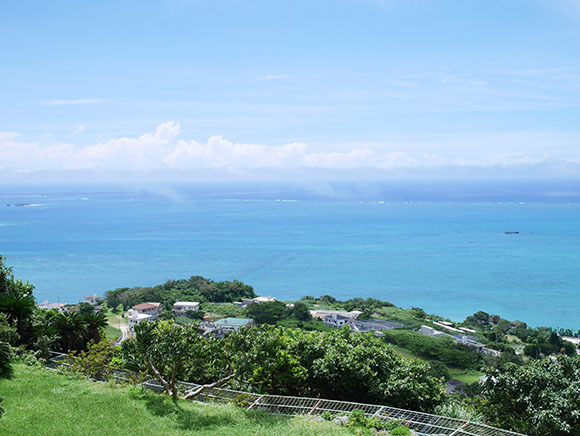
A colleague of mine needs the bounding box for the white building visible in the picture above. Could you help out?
[83,294,104,305]
[310,310,362,320]
[37,301,67,312]
[128,312,154,331]
[127,302,162,333]
[173,301,200,316]
[419,325,446,337]
[235,296,277,307]
[323,313,352,328]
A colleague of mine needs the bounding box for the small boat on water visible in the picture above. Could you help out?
[504,231,519,235]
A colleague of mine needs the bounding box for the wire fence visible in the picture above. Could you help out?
[46,352,526,436]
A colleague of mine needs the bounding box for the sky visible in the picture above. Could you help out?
[1,0,580,182]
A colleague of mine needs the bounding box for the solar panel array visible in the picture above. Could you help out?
[142,379,526,436]
[47,353,526,436]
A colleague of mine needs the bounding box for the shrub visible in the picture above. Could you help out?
[67,339,118,381]
[390,426,411,436]
[0,342,11,378]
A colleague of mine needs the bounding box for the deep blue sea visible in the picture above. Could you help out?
[1,182,580,329]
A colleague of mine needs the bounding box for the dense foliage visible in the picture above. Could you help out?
[479,355,580,436]
[246,301,312,324]
[122,321,446,411]
[381,329,480,369]
[464,311,576,358]
[232,326,446,411]
[2,252,580,435]
[0,255,36,346]
[106,276,256,310]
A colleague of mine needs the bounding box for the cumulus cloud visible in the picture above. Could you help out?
[0,121,574,179]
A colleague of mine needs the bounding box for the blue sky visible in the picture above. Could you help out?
[1,0,580,181]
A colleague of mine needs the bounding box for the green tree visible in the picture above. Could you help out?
[82,312,108,344]
[230,326,446,411]
[0,291,35,340]
[0,255,13,294]
[0,341,11,379]
[52,312,88,352]
[247,301,288,325]
[30,310,59,359]
[0,313,19,345]
[465,311,490,325]
[185,309,205,320]
[67,339,118,380]
[78,302,95,314]
[290,302,311,321]
[123,320,242,400]
[0,256,36,343]
[479,355,580,436]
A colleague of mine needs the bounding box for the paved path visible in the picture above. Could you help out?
[117,325,129,344]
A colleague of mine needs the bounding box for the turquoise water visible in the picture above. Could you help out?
[1,184,580,329]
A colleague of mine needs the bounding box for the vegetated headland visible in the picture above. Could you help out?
[1,257,579,436]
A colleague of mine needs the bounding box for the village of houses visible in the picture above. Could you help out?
[38,294,501,355]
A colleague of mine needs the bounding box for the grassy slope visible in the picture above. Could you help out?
[390,344,485,384]
[105,309,127,340]
[0,364,354,436]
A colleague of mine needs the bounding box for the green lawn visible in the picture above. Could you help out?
[105,324,122,340]
[390,345,485,384]
[105,309,126,340]
[0,364,354,436]
[448,368,485,384]
[277,319,335,331]
[390,344,424,361]
[202,302,246,318]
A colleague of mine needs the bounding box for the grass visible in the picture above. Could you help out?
[105,324,121,340]
[0,363,355,436]
[105,309,126,340]
[447,368,485,384]
[390,344,424,360]
[277,319,335,332]
[202,302,246,318]
[373,307,422,325]
[175,315,197,325]
[389,345,485,384]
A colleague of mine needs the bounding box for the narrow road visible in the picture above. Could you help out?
[116,325,129,345]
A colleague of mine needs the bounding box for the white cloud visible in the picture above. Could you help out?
[0,122,578,179]
[38,98,108,106]
[74,125,86,135]
[257,74,287,81]
[0,132,20,141]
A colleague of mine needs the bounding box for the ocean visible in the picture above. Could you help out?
[1,182,580,329]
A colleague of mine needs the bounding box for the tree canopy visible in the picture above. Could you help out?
[106,276,256,310]
[480,355,580,436]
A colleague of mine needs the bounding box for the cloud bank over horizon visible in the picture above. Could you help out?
[2,122,580,183]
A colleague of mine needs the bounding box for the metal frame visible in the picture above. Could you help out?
[46,353,526,436]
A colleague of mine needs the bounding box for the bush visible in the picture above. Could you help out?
[229,326,446,411]
[0,342,11,378]
[435,401,484,423]
[479,355,580,436]
[428,361,451,381]
[382,329,480,369]
[246,302,289,325]
[390,426,411,436]
[67,339,118,381]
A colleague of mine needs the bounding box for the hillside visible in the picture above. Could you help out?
[0,364,354,436]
